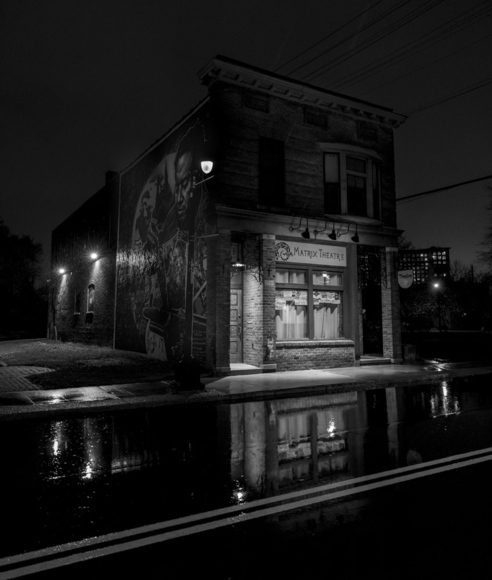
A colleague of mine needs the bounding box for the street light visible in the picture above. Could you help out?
[432,280,444,331]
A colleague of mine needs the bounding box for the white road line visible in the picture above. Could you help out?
[2,447,492,578]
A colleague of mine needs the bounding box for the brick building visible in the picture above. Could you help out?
[50,55,406,374]
[398,246,451,284]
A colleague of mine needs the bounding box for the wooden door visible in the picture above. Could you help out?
[230,289,243,363]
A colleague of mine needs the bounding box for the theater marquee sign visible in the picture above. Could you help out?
[275,240,347,267]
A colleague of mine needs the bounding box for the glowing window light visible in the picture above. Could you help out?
[327,418,336,437]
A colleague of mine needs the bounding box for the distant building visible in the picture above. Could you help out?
[50,55,406,375]
[398,247,450,284]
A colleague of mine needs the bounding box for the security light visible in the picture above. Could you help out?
[200,160,213,174]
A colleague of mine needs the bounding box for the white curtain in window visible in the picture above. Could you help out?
[276,303,307,339]
[313,304,338,339]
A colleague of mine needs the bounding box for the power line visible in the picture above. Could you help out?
[332,1,492,92]
[274,0,387,74]
[402,76,492,115]
[356,31,492,97]
[396,175,492,204]
[303,0,445,84]
[283,0,414,79]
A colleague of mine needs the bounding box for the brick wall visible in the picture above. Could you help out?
[382,248,402,360]
[210,82,397,226]
[51,178,118,347]
[275,340,355,371]
[207,229,232,372]
[54,252,115,346]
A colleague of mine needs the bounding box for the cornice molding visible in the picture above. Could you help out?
[198,55,407,128]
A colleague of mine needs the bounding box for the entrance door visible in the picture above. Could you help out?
[230,289,243,363]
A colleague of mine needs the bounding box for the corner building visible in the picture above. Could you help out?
[51,55,406,375]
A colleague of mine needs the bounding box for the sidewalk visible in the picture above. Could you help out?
[2,360,492,418]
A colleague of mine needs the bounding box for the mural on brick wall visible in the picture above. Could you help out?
[116,114,211,362]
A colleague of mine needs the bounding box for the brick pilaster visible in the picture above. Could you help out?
[381,247,402,361]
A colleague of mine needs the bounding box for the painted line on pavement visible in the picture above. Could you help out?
[2,446,492,578]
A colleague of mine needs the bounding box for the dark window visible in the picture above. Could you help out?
[357,120,379,142]
[372,163,381,220]
[324,153,341,214]
[245,92,269,112]
[305,108,327,128]
[259,137,285,207]
[87,284,95,313]
[74,291,81,314]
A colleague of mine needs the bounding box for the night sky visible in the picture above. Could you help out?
[1,0,492,276]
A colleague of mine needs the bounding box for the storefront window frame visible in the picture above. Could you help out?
[275,265,344,341]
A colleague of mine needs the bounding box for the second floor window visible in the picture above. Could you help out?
[259,137,285,208]
[323,145,382,220]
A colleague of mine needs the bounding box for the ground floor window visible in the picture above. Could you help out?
[275,267,343,339]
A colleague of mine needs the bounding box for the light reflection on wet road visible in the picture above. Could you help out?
[2,374,492,576]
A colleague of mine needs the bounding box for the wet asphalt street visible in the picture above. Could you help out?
[2,369,492,579]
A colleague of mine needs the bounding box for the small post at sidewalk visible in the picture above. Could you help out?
[174,354,205,391]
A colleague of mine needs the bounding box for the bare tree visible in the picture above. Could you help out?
[478,187,492,271]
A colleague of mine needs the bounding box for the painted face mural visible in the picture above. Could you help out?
[116,118,210,361]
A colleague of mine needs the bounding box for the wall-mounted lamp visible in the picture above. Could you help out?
[351,223,359,243]
[200,160,213,174]
[325,221,360,243]
[231,239,246,273]
[290,216,311,239]
[232,261,246,272]
[301,218,311,239]
[328,222,337,240]
[193,160,214,187]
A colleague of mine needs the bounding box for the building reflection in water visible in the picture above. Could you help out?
[1,377,485,556]
[430,380,461,418]
[42,378,464,501]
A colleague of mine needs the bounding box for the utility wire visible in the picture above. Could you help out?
[331,1,492,91]
[396,175,492,204]
[274,0,387,74]
[285,0,413,78]
[402,76,492,115]
[303,0,445,84]
[356,31,492,97]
